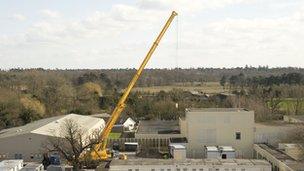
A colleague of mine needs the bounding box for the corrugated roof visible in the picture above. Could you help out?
[0,114,105,138]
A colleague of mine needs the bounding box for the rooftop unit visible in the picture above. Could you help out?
[204,146,236,159]
[169,144,186,160]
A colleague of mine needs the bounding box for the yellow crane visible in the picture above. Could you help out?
[91,11,178,160]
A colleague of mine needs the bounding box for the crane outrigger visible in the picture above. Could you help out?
[91,11,178,160]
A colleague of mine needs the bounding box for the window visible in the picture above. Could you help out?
[128,169,132,171]
[236,132,241,140]
[161,169,164,171]
[241,169,245,171]
[177,169,181,171]
[199,169,203,171]
[192,169,196,171]
[183,169,187,171]
[167,169,171,171]
[232,169,236,171]
[151,169,155,171]
[135,169,139,171]
[224,169,229,171]
[222,154,227,159]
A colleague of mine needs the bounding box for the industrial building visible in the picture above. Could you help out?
[254,144,304,171]
[107,158,271,171]
[180,108,255,158]
[254,121,299,146]
[0,114,105,162]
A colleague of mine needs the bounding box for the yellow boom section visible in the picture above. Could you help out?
[92,11,178,160]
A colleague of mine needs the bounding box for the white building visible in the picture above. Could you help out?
[180,108,255,158]
[123,117,136,131]
[107,159,271,171]
[0,160,23,171]
[0,114,105,162]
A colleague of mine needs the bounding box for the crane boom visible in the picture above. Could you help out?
[92,11,178,160]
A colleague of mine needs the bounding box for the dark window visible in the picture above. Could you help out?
[236,132,241,140]
[222,154,227,159]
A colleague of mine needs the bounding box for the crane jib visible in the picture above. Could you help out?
[92,11,178,160]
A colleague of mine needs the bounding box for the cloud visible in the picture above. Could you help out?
[137,0,254,12]
[11,14,26,21]
[39,9,60,18]
[1,0,304,69]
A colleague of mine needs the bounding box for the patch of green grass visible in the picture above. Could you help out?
[267,98,304,113]
[108,133,121,139]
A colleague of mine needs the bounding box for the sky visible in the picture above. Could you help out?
[1,0,304,69]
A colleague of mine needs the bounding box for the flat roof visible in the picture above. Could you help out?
[186,108,251,113]
[136,120,180,134]
[169,144,185,149]
[110,159,270,166]
[205,146,218,152]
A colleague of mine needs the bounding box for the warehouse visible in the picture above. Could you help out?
[0,114,105,162]
[107,158,271,171]
[180,108,254,158]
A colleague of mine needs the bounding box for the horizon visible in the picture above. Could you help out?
[2,65,304,71]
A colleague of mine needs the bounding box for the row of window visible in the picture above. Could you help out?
[0,153,42,159]
[127,168,246,171]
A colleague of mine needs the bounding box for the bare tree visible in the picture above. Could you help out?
[44,119,101,170]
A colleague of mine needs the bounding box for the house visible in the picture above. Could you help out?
[122,117,136,131]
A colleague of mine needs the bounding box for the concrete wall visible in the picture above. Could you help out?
[182,110,255,158]
[254,123,297,146]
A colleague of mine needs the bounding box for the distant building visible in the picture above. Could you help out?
[283,115,304,124]
[180,108,255,158]
[107,158,271,171]
[0,114,105,162]
[254,144,304,171]
[254,121,298,146]
[123,117,136,131]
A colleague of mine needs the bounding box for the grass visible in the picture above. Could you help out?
[108,133,121,139]
[132,82,226,94]
[268,98,304,114]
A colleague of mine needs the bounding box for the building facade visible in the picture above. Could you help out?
[180,108,255,158]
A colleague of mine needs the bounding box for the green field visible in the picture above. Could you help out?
[108,133,121,139]
[268,98,304,114]
[132,82,226,94]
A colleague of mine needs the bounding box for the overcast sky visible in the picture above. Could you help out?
[1,0,304,69]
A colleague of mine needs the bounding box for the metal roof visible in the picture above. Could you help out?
[0,114,105,139]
